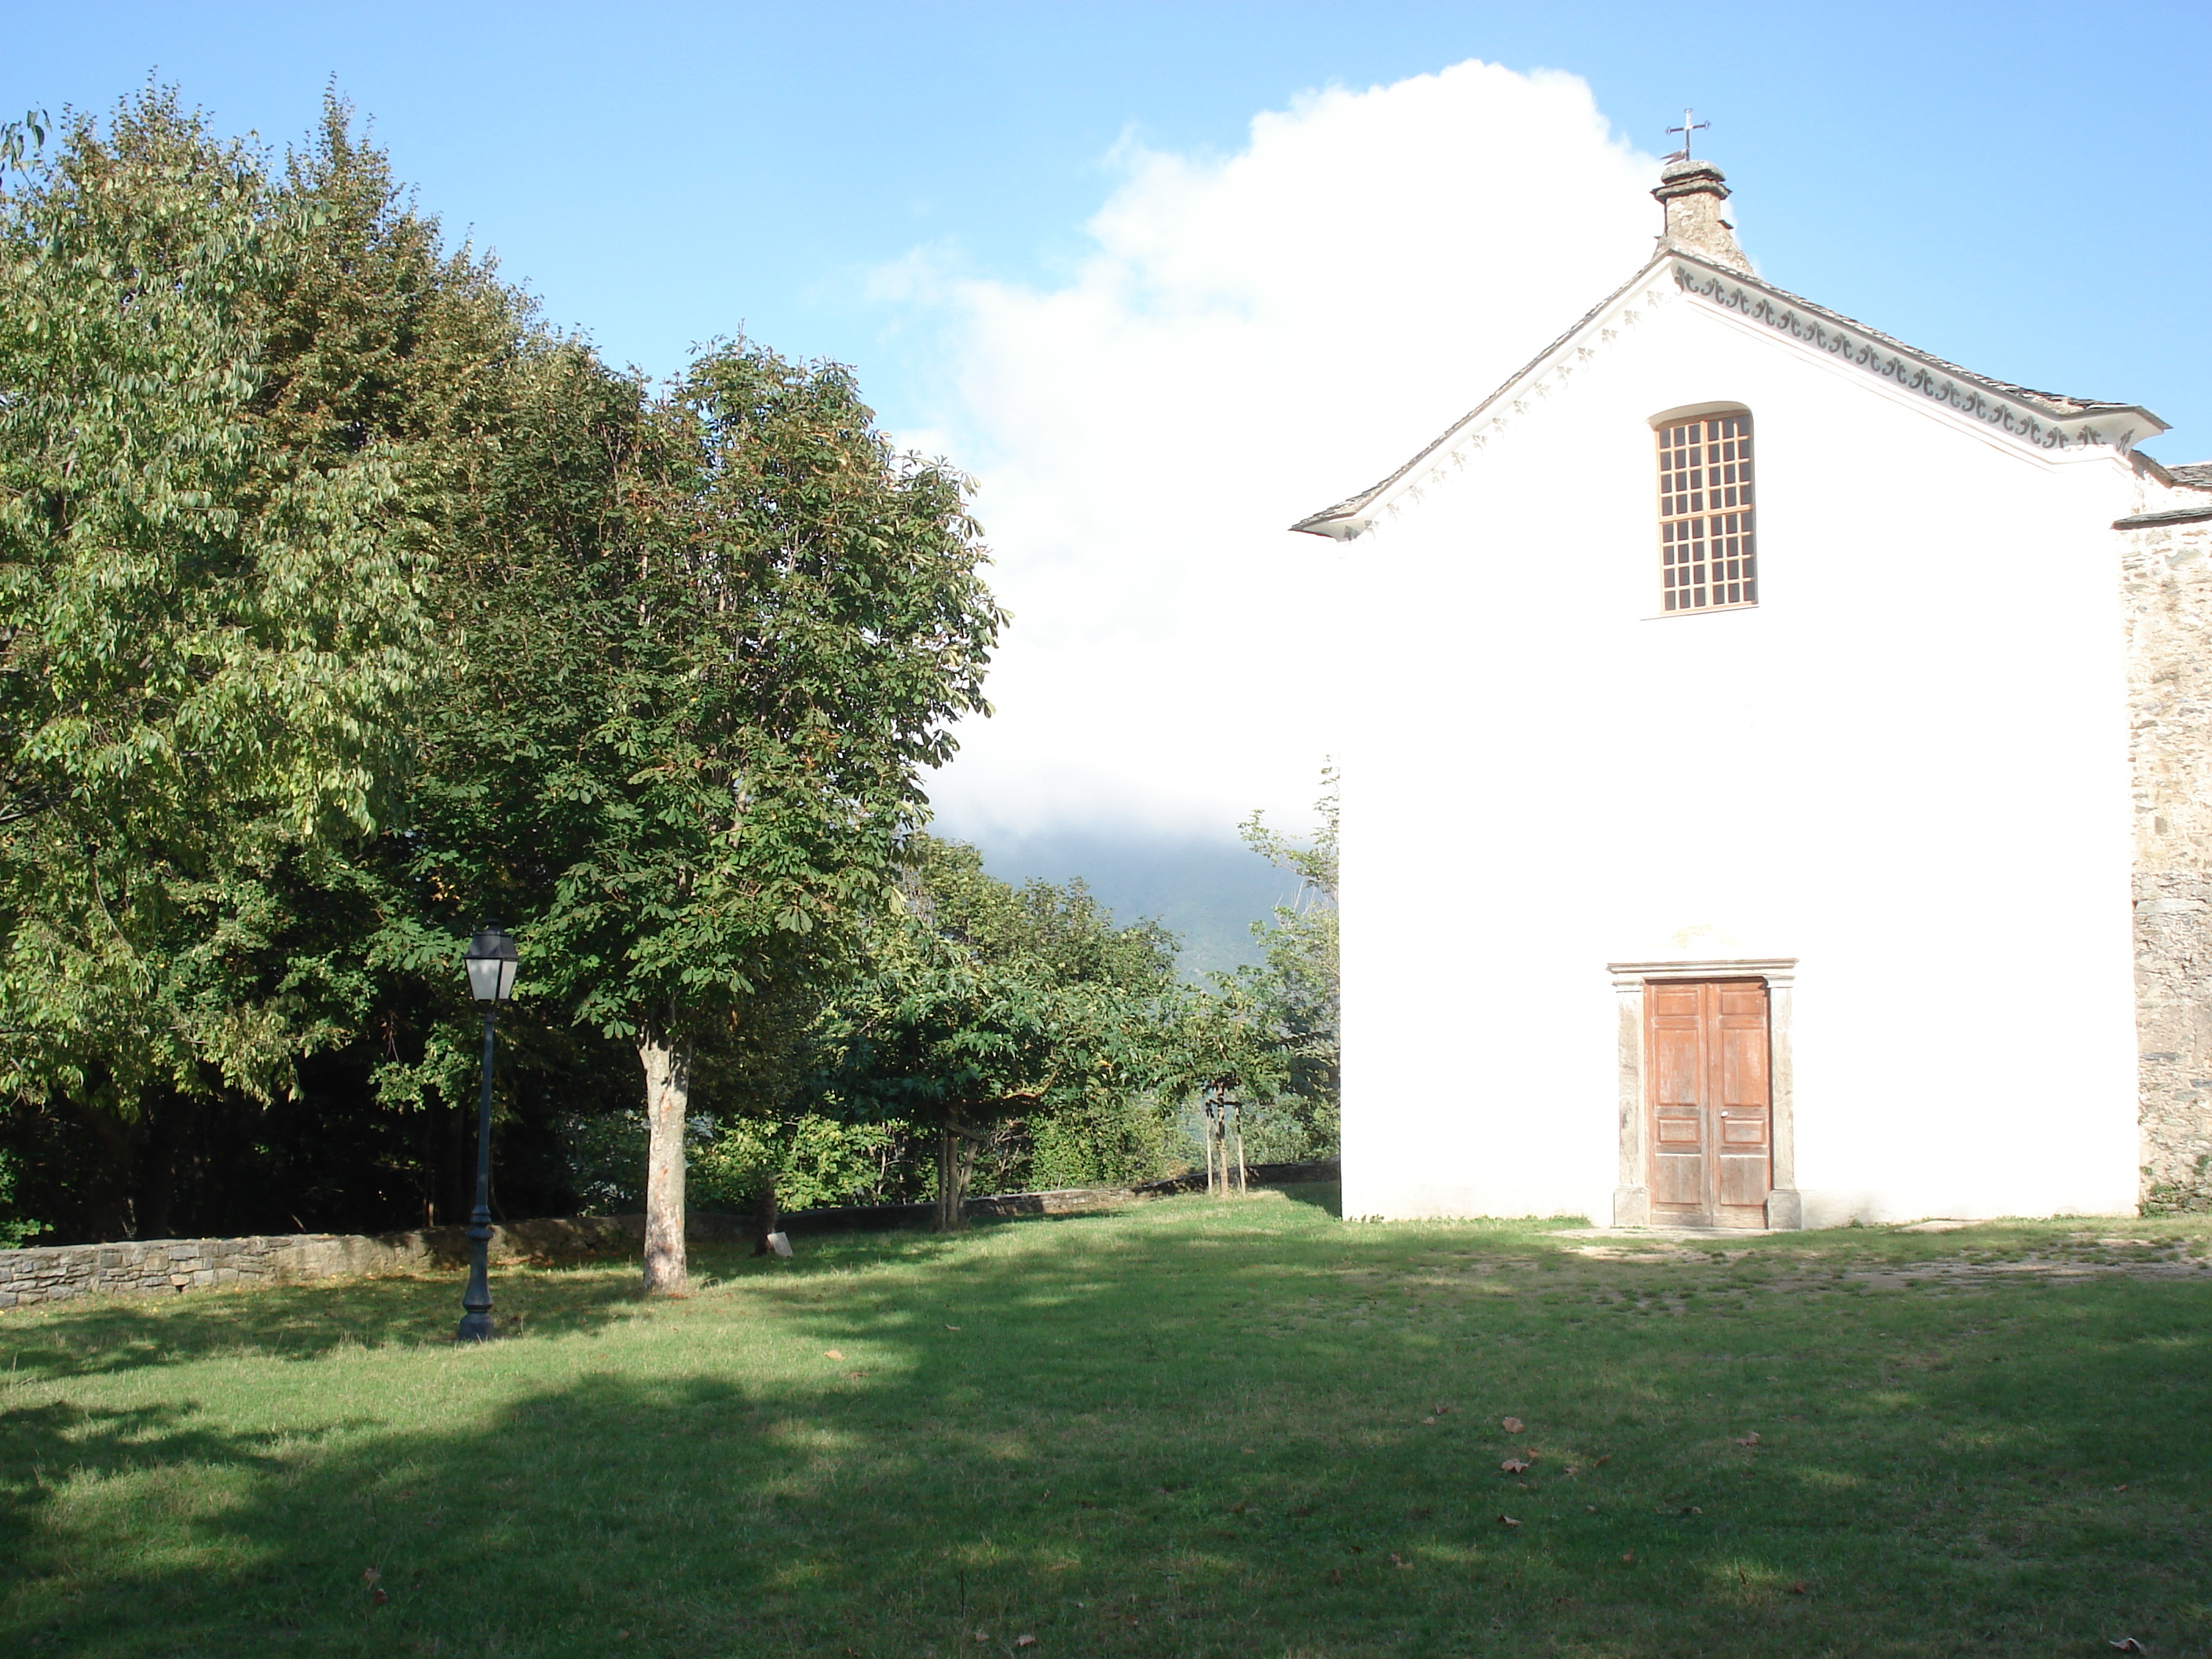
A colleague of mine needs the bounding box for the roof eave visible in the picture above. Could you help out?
[1289,250,2166,548]
[1283,252,1675,542]
[1291,513,1372,542]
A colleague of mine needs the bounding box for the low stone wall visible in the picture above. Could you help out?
[0,1216,643,1310]
[0,1159,1343,1311]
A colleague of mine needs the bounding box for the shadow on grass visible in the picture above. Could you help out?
[0,1208,1124,1387]
[1265,1180,1341,1216]
[0,1262,661,1383]
[6,1204,2212,1657]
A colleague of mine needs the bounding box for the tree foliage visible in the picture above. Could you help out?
[0,92,461,1229]
[817,837,1185,1227]
[1206,767,1341,1159]
[0,86,1258,1258]
[389,341,1003,1287]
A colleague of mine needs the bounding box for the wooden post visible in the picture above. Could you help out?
[1233,1102,1248,1193]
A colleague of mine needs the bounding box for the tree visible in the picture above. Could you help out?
[0,91,451,1231]
[819,837,1185,1229]
[1207,766,1340,1159]
[412,346,1002,1291]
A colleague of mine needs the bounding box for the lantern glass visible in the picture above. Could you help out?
[464,924,520,1002]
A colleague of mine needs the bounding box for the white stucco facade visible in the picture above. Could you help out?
[1309,233,2181,1227]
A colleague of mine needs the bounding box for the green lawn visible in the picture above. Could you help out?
[3,1188,2210,1658]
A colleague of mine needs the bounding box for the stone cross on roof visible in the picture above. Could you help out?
[1665,108,1709,162]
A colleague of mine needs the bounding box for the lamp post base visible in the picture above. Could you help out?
[456,1219,495,1342]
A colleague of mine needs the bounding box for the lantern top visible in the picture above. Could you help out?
[464,921,520,1002]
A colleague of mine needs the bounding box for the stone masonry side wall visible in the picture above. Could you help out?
[2122,513,2212,1207]
[0,1217,635,1310]
[0,1163,1345,1312]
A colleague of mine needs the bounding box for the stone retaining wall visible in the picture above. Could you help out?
[0,1216,641,1310]
[0,1161,1342,1311]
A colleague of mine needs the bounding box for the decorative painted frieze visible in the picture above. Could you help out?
[1675,263,2147,456]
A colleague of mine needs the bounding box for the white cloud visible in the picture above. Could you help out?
[886,60,1661,841]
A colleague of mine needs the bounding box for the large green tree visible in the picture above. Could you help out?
[0,92,475,1230]
[407,347,1002,1290]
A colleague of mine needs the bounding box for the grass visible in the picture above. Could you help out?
[2,1187,2210,1658]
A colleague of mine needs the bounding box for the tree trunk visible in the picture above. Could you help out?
[936,1118,980,1232]
[936,1123,958,1232]
[71,1097,145,1241]
[750,1177,780,1257]
[639,1030,691,1295]
[137,1090,191,1242]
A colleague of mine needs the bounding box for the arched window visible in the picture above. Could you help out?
[1655,408,1756,613]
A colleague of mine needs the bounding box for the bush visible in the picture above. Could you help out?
[1026,1097,1182,1191]
[689,1115,912,1213]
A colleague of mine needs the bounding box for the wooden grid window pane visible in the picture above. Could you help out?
[1658,413,1756,613]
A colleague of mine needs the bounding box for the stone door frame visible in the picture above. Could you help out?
[1608,958,1800,1229]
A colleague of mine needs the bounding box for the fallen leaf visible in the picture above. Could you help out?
[371,1588,390,1606]
[1016,1638,1038,1650]
[2110,1641,2148,1654]
[1500,1459,1531,1474]
[848,1371,867,1379]
[823,1349,844,1360]
[1789,1580,1807,1595]
[1348,1544,1365,1554]
[1734,1432,1760,1447]
[1502,1416,1525,1434]
[1433,1404,1452,1415]
[1584,1504,1598,1513]
[1324,1567,1343,1585]
[1564,1466,1580,1477]
[1621,1551,1636,1564]
[1389,1552,1412,1569]
[1229,1502,1247,1514]
[1241,1446,1256,1455]
[2115,1483,2129,1492]
[1595,1455,1611,1466]
[945,1324,961,1331]
[1420,1415,1437,1425]
[361,1567,382,1585]
[1499,1514,1522,1529]
[972,1632,988,1645]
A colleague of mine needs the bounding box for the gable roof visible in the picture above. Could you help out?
[1291,250,2169,542]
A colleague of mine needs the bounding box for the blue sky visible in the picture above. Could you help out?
[14,5,2212,963]
[16,4,2210,439]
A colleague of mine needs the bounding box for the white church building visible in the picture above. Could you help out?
[1296,151,2212,1229]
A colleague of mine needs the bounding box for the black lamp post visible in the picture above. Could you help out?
[456,921,520,1343]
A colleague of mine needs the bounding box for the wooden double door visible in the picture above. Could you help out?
[1646,979,1772,1229]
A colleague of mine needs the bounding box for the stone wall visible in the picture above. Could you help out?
[0,1164,1343,1311]
[2120,508,2212,1207]
[0,1216,639,1310]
